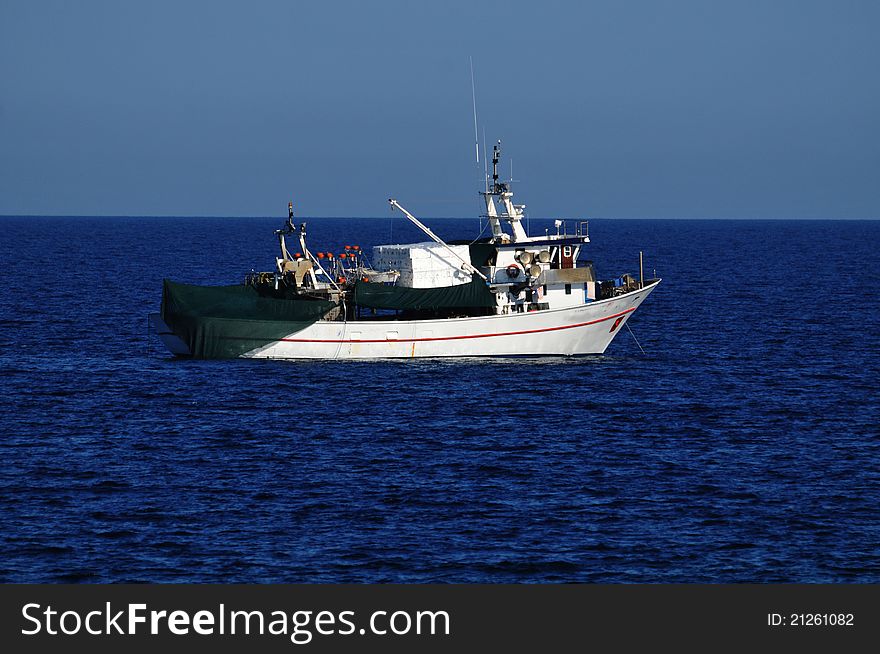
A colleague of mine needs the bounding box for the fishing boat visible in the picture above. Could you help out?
[151,143,660,359]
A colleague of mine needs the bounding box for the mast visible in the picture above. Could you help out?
[481,141,527,243]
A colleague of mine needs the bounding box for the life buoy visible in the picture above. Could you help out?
[505,264,520,278]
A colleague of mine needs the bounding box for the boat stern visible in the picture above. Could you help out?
[149,312,192,356]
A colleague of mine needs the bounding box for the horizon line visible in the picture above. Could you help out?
[1,214,878,221]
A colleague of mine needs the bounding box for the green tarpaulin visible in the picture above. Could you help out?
[161,280,336,358]
[467,242,498,268]
[352,278,496,311]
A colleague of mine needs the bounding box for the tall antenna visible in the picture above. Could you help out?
[482,127,489,193]
[469,56,479,165]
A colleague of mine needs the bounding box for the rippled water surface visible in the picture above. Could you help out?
[1,216,878,582]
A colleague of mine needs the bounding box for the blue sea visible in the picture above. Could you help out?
[0,216,878,583]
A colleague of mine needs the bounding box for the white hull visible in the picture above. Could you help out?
[152,281,658,359]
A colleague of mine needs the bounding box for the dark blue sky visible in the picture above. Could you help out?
[1,0,878,218]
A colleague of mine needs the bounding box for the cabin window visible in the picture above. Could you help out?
[560,245,574,269]
[565,284,571,295]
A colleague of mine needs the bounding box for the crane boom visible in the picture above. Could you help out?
[388,199,489,282]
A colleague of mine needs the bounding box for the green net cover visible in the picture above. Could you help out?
[352,278,496,311]
[467,242,498,268]
[161,280,336,358]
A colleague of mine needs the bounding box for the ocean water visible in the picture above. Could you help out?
[0,216,878,583]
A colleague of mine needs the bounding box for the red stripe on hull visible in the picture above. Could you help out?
[277,307,636,344]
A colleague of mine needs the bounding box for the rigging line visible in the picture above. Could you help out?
[469,217,490,244]
[333,301,348,360]
[625,322,646,355]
